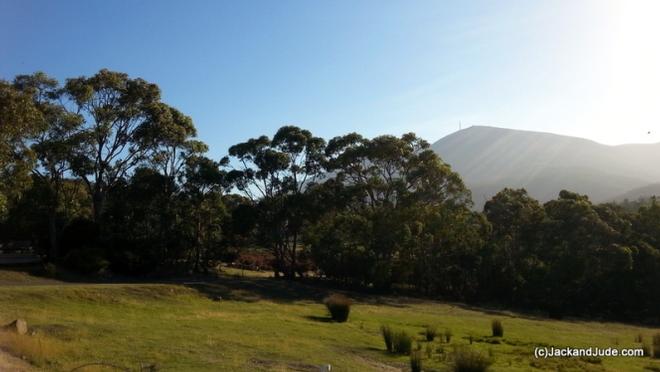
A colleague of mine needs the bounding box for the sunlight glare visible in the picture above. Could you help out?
[597,0,660,143]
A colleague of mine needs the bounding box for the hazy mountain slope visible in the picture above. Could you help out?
[431,126,660,207]
[611,183,660,202]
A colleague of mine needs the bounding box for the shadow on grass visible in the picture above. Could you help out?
[303,315,333,323]
[183,276,330,304]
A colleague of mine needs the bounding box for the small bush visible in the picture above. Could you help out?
[491,320,503,337]
[382,325,414,355]
[323,294,352,322]
[642,343,651,357]
[381,325,394,352]
[410,350,423,372]
[453,347,493,372]
[425,325,438,341]
[392,330,413,355]
[445,328,453,343]
[653,333,660,359]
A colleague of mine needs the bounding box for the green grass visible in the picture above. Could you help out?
[0,269,658,371]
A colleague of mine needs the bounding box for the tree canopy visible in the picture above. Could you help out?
[1,69,658,323]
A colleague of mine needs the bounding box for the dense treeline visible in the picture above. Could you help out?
[1,70,658,322]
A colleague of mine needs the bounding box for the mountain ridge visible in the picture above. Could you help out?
[431,126,660,207]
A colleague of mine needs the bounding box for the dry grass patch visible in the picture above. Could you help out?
[0,330,67,367]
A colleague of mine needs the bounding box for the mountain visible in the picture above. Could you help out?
[610,183,660,203]
[431,126,660,207]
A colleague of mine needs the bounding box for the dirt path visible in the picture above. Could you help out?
[0,350,33,371]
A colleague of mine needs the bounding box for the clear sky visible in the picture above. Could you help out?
[2,0,659,159]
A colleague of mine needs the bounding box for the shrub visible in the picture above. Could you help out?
[425,325,438,341]
[382,326,413,355]
[453,347,493,372]
[491,320,503,337]
[445,328,453,343]
[410,350,423,372]
[381,325,394,352]
[392,330,413,355]
[323,294,352,322]
[653,333,660,359]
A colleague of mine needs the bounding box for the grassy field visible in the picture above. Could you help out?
[0,268,658,371]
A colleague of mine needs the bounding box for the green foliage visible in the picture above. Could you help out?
[491,320,503,337]
[381,325,412,355]
[424,325,437,341]
[642,342,651,357]
[309,132,485,295]
[306,211,374,285]
[323,294,352,322]
[0,78,44,205]
[381,325,394,352]
[481,188,545,304]
[392,330,413,355]
[481,187,660,320]
[410,349,423,372]
[1,68,659,323]
[12,72,86,261]
[452,347,493,372]
[0,192,7,222]
[228,126,326,278]
[444,328,453,343]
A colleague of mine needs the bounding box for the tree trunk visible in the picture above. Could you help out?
[273,244,284,278]
[92,190,105,224]
[290,233,298,279]
[47,209,58,262]
[195,212,202,272]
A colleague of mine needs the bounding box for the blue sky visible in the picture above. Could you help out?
[2,0,659,159]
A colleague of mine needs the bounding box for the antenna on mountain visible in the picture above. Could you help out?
[459,121,462,130]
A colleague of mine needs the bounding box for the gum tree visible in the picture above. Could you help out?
[0,79,44,219]
[63,69,164,223]
[228,125,326,278]
[12,72,84,260]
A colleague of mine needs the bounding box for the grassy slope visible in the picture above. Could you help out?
[0,269,658,371]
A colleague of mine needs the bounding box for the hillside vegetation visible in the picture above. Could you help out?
[1,71,660,326]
